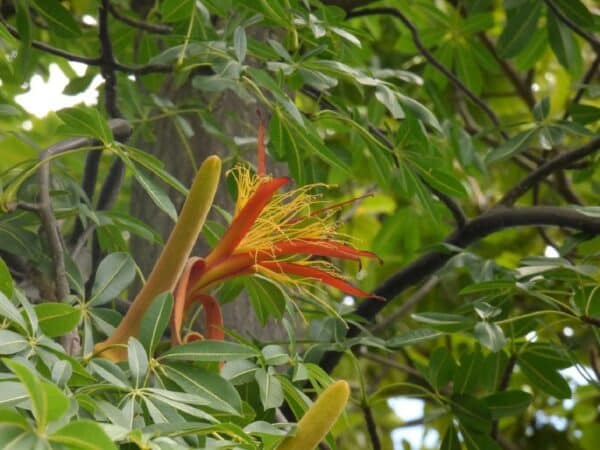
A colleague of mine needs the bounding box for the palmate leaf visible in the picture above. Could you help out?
[160,363,242,415]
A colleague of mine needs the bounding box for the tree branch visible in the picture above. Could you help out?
[499,136,600,206]
[543,0,600,53]
[362,404,381,450]
[1,17,173,75]
[347,6,506,138]
[108,3,172,34]
[1,18,101,65]
[564,54,600,120]
[320,206,600,372]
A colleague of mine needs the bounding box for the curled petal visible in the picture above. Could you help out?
[171,257,206,345]
[259,261,383,300]
[271,239,382,265]
[205,176,289,266]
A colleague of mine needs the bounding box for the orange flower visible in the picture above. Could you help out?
[171,120,382,344]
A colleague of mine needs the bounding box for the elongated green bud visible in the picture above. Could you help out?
[277,380,350,450]
[95,155,222,361]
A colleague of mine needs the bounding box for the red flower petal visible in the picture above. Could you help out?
[171,257,205,345]
[205,176,289,266]
[271,239,382,265]
[259,261,381,299]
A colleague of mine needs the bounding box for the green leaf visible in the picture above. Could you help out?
[35,303,81,338]
[42,381,69,423]
[420,167,468,199]
[551,0,594,29]
[427,347,456,390]
[139,292,173,356]
[57,106,111,143]
[485,128,536,163]
[388,328,442,348]
[0,258,13,298]
[233,26,247,62]
[30,0,81,38]
[50,420,117,450]
[497,1,542,58]
[569,104,600,125]
[453,350,484,395]
[375,85,405,119]
[0,291,28,331]
[261,345,289,366]
[0,382,28,407]
[89,252,136,307]
[397,93,442,133]
[128,337,148,388]
[245,277,286,326]
[483,390,532,419]
[162,363,242,415]
[451,394,492,433]
[460,426,502,450]
[474,321,506,352]
[519,343,572,369]
[518,352,571,399]
[533,97,550,122]
[132,168,178,222]
[455,45,482,95]
[0,329,29,355]
[547,10,583,77]
[221,359,258,385]
[255,368,284,410]
[159,340,259,362]
[160,0,194,22]
[441,425,461,450]
[273,109,302,181]
[411,312,474,332]
[480,351,509,392]
[3,359,46,429]
[285,112,352,175]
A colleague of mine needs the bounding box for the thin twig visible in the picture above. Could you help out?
[1,18,173,75]
[492,354,517,439]
[499,135,600,206]
[348,7,507,138]
[478,33,535,109]
[421,180,467,228]
[372,276,439,334]
[1,18,100,64]
[108,3,172,34]
[543,0,600,52]
[359,351,423,378]
[563,54,600,120]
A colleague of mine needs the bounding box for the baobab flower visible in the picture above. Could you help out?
[170,120,382,344]
[96,120,381,360]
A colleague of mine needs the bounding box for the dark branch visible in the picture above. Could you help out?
[499,135,600,206]
[362,404,381,450]
[478,33,535,109]
[99,0,120,118]
[1,19,101,65]
[108,3,172,34]
[544,0,600,53]
[564,54,600,120]
[1,17,172,75]
[422,179,467,228]
[348,6,506,138]
[320,206,600,372]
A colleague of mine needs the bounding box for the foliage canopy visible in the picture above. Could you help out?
[0,0,599,449]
